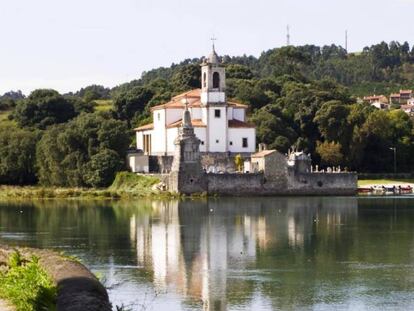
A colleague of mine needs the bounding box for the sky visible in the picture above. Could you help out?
[1,0,414,95]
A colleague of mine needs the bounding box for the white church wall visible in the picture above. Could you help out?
[201,92,225,104]
[166,128,179,155]
[227,107,233,120]
[228,128,256,153]
[194,128,207,152]
[201,107,208,125]
[190,107,202,119]
[208,106,227,152]
[136,132,143,150]
[166,109,182,125]
[233,108,245,122]
[152,109,166,154]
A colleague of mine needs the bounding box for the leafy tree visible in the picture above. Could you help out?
[226,64,254,79]
[36,113,130,187]
[76,85,110,102]
[0,126,39,185]
[13,89,76,129]
[113,86,154,124]
[84,149,123,187]
[316,141,344,167]
[171,64,201,92]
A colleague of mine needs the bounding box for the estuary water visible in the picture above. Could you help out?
[0,197,414,310]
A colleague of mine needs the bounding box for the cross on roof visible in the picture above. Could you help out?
[211,37,217,50]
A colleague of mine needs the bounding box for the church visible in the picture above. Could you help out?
[134,46,256,156]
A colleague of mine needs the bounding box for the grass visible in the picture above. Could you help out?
[0,110,17,128]
[93,99,113,112]
[109,172,161,195]
[358,179,414,186]
[0,251,57,311]
[0,172,172,200]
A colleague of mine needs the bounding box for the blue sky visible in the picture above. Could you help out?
[1,0,413,94]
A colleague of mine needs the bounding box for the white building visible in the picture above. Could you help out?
[134,47,256,156]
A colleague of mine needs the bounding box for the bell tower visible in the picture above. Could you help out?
[201,40,226,105]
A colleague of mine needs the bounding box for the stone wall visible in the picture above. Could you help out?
[149,153,252,174]
[149,156,174,173]
[202,171,357,196]
[207,173,263,195]
[285,171,357,195]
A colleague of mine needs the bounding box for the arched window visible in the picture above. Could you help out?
[213,72,220,89]
[203,72,207,88]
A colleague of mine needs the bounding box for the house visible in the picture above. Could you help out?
[363,95,388,104]
[134,46,256,157]
[401,104,414,115]
[371,102,390,110]
[390,90,413,104]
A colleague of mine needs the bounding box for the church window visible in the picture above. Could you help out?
[157,113,160,121]
[216,139,219,143]
[229,141,233,146]
[213,72,220,88]
[242,138,248,148]
[203,72,207,88]
[214,109,221,118]
[201,141,205,145]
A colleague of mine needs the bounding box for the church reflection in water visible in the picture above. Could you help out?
[127,197,358,310]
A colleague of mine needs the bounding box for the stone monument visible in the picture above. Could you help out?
[169,102,207,194]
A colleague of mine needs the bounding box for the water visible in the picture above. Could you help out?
[1,197,414,310]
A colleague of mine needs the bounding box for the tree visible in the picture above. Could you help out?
[13,89,76,129]
[36,113,130,187]
[171,64,201,92]
[316,141,344,167]
[0,126,39,185]
[84,149,123,187]
[234,154,244,172]
[113,86,154,124]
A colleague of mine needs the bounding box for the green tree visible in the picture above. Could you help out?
[316,141,344,167]
[113,86,154,124]
[36,113,130,187]
[0,126,39,185]
[13,89,76,129]
[84,149,123,187]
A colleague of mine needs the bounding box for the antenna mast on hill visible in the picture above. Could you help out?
[345,30,348,52]
[286,25,291,46]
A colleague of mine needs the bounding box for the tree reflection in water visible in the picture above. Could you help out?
[1,197,414,310]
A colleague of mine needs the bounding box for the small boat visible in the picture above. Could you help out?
[398,186,413,194]
[358,187,373,193]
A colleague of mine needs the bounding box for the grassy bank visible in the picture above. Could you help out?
[358,179,414,186]
[0,172,170,200]
[0,251,56,311]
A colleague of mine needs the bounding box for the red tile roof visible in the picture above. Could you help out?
[134,123,154,131]
[167,119,207,128]
[150,89,248,111]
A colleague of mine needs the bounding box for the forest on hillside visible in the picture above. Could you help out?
[1,41,414,187]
